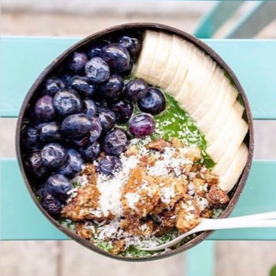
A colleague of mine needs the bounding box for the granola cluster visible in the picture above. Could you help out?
[61,137,229,254]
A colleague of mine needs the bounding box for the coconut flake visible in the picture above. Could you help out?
[124,193,140,210]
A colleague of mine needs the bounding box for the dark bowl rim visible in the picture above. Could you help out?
[15,22,254,262]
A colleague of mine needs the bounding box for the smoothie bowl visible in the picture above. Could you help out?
[16,23,254,261]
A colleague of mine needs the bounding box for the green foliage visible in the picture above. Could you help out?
[270,265,276,276]
[72,181,81,188]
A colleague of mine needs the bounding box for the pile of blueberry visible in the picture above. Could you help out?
[22,33,166,217]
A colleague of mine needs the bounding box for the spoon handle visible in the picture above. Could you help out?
[138,212,276,251]
[225,211,276,221]
[199,218,276,231]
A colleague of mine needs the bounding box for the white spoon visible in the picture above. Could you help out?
[138,211,276,251]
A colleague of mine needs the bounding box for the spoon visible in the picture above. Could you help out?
[138,211,276,251]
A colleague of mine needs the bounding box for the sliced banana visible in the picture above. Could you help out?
[195,78,230,134]
[174,45,205,103]
[207,111,248,162]
[176,54,216,114]
[135,30,159,82]
[218,143,248,192]
[205,84,238,139]
[166,40,193,96]
[134,30,249,193]
[213,120,247,176]
[206,100,244,146]
[158,35,185,88]
[190,67,225,122]
[149,32,172,86]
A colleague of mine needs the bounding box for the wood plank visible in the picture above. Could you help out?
[1,37,276,119]
[194,1,244,38]
[1,241,59,276]
[1,159,275,240]
[216,241,276,276]
[61,240,185,276]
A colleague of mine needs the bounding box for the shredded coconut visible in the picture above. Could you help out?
[196,197,209,211]
[124,193,140,210]
[96,219,121,240]
[65,135,216,252]
[92,153,140,218]
[160,187,175,204]
[72,174,88,186]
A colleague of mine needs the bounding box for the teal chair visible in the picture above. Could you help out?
[195,1,276,38]
[1,3,276,275]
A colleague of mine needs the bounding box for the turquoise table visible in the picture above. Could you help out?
[1,37,276,275]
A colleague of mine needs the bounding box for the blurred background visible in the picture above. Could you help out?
[1,1,276,276]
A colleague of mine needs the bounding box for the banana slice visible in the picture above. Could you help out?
[174,45,205,103]
[195,78,230,134]
[165,40,193,96]
[149,32,172,86]
[213,119,247,176]
[206,100,244,145]
[135,31,159,82]
[176,54,216,114]
[190,67,225,122]
[158,35,184,88]
[207,111,248,162]
[135,30,249,193]
[205,84,238,139]
[218,143,248,192]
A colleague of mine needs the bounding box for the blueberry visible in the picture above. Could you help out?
[89,117,102,142]
[34,95,56,122]
[129,113,155,138]
[87,41,108,59]
[71,135,90,147]
[85,57,110,84]
[100,43,130,73]
[79,142,100,161]
[97,155,122,175]
[125,78,148,101]
[43,78,65,97]
[22,127,39,149]
[37,187,49,199]
[58,148,83,178]
[68,76,95,98]
[103,128,129,156]
[98,74,124,101]
[53,89,82,117]
[61,113,92,139]
[120,61,133,76]
[25,151,49,179]
[38,122,63,142]
[41,143,68,169]
[138,88,166,115]
[45,174,73,200]
[94,101,108,110]
[111,100,133,124]
[83,98,97,117]
[119,36,132,49]
[119,36,141,57]
[97,108,116,132]
[68,52,88,74]
[41,193,63,217]
[59,72,73,85]
[26,109,41,126]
